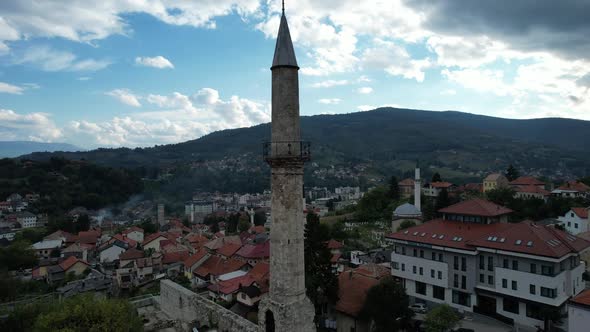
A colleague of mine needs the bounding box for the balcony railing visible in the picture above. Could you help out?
[263,141,311,162]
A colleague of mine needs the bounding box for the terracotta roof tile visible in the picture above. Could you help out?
[59,256,88,271]
[430,181,454,188]
[162,250,190,264]
[510,176,545,186]
[194,256,247,278]
[515,185,550,196]
[122,226,143,235]
[398,178,414,187]
[557,181,590,192]
[142,232,166,246]
[326,239,344,249]
[438,198,513,217]
[572,207,589,219]
[217,243,242,258]
[335,270,380,317]
[571,289,590,307]
[119,248,144,261]
[184,250,210,269]
[235,241,270,259]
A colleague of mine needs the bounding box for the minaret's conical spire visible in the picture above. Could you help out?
[272,2,298,69]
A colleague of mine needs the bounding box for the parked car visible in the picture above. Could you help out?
[409,303,427,314]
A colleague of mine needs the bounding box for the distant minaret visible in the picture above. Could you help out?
[258,2,316,331]
[157,203,165,227]
[414,161,421,212]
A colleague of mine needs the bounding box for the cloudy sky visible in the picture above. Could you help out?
[0,0,589,148]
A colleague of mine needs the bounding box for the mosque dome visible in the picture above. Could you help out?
[393,203,422,217]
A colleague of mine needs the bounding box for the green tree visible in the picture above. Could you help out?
[254,210,267,226]
[486,187,516,208]
[423,304,460,332]
[432,173,442,182]
[434,188,451,211]
[33,295,143,332]
[355,186,392,222]
[238,218,251,233]
[505,164,519,181]
[360,276,414,332]
[304,212,338,317]
[0,240,38,271]
[388,176,400,201]
[397,220,416,231]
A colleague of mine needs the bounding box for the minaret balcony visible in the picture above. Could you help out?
[263,141,311,163]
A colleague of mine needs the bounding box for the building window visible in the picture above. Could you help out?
[431,269,435,278]
[541,265,554,276]
[530,284,536,295]
[512,260,518,271]
[461,257,467,271]
[438,271,442,279]
[454,256,459,270]
[503,259,509,268]
[512,281,517,290]
[575,223,579,229]
[438,253,443,262]
[568,222,571,227]
[503,298,519,314]
[530,263,536,274]
[479,256,484,269]
[401,264,405,271]
[402,247,406,255]
[502,279,507,288]
[393,262,399,270]
[488,275,493,285]
[487,256,493,271]
[419,267,423,275]
[540,287,557,298]
[420,250,424,258]
[433,286,445,300]
[479,274,484,283]
[452,290,471,307]
[461,275,467,289]
[413,266,417,274]
[526,303,543,320]
[454,274,459,288]
[413,249,417,257]
[432,252,436,261]
[415,281,426,295]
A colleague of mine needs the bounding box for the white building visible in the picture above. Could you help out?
[558,208,589,235]
[387,200,590,328]
[99,241,127,264]
[568,289,590,332]
[17,211,38,228]
[185,200,216,223]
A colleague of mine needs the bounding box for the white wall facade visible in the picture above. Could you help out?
[558,210,588,235]
[569,304,590,332]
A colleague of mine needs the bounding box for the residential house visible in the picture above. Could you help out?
[509,176,545,189]
[46,265,65,284]
[183,250,211,279]
[514,185,551,201]
[0,228,15,241]
[77,229,101,248]
[438,198,513,224]
[194,256,247,287]
[327,239,344,274]
[59,256,89,277]
[552,181,590,199]
[398,178,415,198]
[122,226,144,243]
[207,270,249,302]
[387,212,590,327]
[61,242,92,261]
[98,240,128,264]
[483,173,509,193]
[423,182,455,197]
[334,268,382,332]
[162,250,190,277]
[558,208,589,235]
[569,289,590,332]
[142,232,169,252]
[216,242,242,259]
[16,211,38,228]
[44,230,77,246]
[32,239,63,259]
[235,241,270,266]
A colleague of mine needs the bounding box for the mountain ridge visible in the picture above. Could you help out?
[0,141,83,158]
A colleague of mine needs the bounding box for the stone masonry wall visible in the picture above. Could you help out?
[159,279,259,332]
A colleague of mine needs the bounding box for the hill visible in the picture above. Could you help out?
[21,108,590,193]
[0,141,82,158]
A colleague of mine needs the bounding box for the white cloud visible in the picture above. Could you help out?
[357,103,401,112]
[318,98,341,105]
[311,80,349,88]
[362,39,430,82]
[0,109,62,142]
[77,77,91,81]
[15,46,111,72]
[106,89,142,107]
[357,87,373,94]
[0,82,24,95]
[440,89,457,96]
[135,56,174,69]
[68,88,269,147]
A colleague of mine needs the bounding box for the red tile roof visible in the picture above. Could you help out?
[142,232,166,246]
[354,264,390,278]
[438,198,513,217]
[194,256,247,278]
[557,181,590,192]
[335,270,380,317]
[387,219,590,258]
[510,176,545,186]
[515,185,550,196]
[162,250,190,265]
[208,274,256,295]
[572,207,589,219]
[398,178,414,187]
[485,173,506,181]
[113,234,138,248]
[250,225,266,234]
[77,230,100,245]
[326,239,344,249]
[217,243,242,258]
[119,248,145,261]
[331,253,342,263]
[122,226,144,236]
[235,241,270,259]
[184,250,210,269]
[247,262,269,281]
[571,289,590,308]
[59,256,88,271]
[430,181,454,188]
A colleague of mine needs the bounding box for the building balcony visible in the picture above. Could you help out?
[263,141,311,163]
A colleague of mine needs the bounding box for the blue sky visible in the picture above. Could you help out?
[0,1,589,148]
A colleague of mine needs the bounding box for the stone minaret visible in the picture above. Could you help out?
[414,161,421,212]
[258,3,316,332]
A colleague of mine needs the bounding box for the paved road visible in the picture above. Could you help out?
[414,312,513,332]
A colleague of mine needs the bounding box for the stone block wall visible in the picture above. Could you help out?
[159,279,259,332]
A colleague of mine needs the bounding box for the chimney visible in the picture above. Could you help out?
[414,162,421,212]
